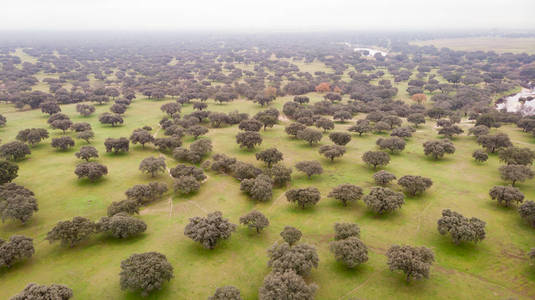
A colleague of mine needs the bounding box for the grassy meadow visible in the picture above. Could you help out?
[0,60,534,299]
[410,37,535,54]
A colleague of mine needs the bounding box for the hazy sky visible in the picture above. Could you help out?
[1,0,534,31]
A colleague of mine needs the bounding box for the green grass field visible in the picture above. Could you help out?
[1,92,534,299]
[410,37,535,54]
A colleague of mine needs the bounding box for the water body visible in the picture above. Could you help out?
[496,86,535,115]
[341,42,388,57]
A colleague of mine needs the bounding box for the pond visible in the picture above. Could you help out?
[496,85,535,116]
[341,42,388,57]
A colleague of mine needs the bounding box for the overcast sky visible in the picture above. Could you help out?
[1,0,534,31]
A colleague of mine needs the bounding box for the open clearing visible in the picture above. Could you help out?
[411,37,535,54]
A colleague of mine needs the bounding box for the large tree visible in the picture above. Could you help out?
[119,252,174,297]
[489,185,524,207]
[16,128,49,146]
[477,133,512,153]
[97,213,147,238]
[46,216,96,247]
[296,128,323,145]
[256,148,283,167]
[236,131,262,150]
[0,160,18,184]
[386,245,434,282]
[184,211,237,249]
[422,139,455,159]
[328,184,363,206]
[240,174,273,202]
[268,242,319,276]
[130,129,154,148]
[11,283,73,300]
[0,235,34,268]
[518,200,535,227]
[397,175,433,196]
[363,187,404,214]
[74,162,108,181]
[498,147,535,165]
[499,164,534,186]
[295,160,323,178]
[330,237,368,268]
[437,209,486,244]
[259,270,317,300]
[0,141,31,161]
[285,187,321,209]
[139,156,166,177]
[362,151,390,169]
[319,145,346,161]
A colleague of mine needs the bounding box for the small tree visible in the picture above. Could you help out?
[437,209,486,244]
[97,213,147,238]
[267,164,292,187]
[280,226,301,246]
[363,187,404,214]
[519,200,535,227]
[139,156,166,177]
[329,132,351,146]
[499,164,534,186]
[319,145,346,161]
[125,182,168,204]
[46,216,96,247]
[296,128,323,145]
[259,270,317,300]
[75,146,99,161]
[76,103,95,117]
[160,102,181,116]
[472,149,488,163]
[407,113,426,127]
[362,151,390,169]
[489,185,524,207]
[315,117,335,132]
[236,131,262,150]
[286,187,321,209]
[104,137,129,153]
[295,160,323,178]
[422,139,455,159]
[130,129,154,148]
[120,252,173,297]
[376,137,406,153]
[11,283,73,300]
[184,211,237,249]
[51,136,75,151]
[107,199,140,217]
[468,125,489,137]
[256,148,283,167]
[209,286,243,300]
[77,130,95,144]
[438,125,464,138]
[74,162,108,181]
[99,113,124,127]
[373,170,396,186]
[51,119,73,134]
[397,175,433,196]
[240,210,269,233]
[386,245,434,282]
[40,101,61,115]
[328,184,363,206]
[348,119,372,136]
[186,125,209,139]
[333,110,352,123]
[285,122,306,138]
[239,119,263,132]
